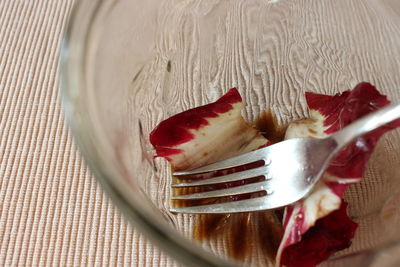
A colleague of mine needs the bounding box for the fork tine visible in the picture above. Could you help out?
[171,181,269,200]
[173,147,269,176]
[170,196,275,213]
[172,165,270,187]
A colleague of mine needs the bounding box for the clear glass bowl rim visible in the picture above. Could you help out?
[59,1,235,266]
[59,1,400,266]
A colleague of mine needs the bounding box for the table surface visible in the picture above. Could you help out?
[0,1,178,266]
[2,0,400,266]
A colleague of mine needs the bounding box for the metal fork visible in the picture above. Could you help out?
[170,104,400,214]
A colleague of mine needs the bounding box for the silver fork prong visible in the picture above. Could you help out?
[173,147,269,176]
[172,165,270,188]
[171,181,269,200]
[170,196,277,213]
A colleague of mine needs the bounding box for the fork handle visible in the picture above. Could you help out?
[331,103,400,151]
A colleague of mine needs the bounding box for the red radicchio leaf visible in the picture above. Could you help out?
[149,88,270,206]
[278,82,400,267]
[307,82,400,178]
[150,88,269,171]
[281,202,358,267]
[150,88,242,158]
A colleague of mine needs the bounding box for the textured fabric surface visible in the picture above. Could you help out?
[0,1,176,266]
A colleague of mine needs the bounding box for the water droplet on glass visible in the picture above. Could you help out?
[266,189,274,195]
[302,166,311,172]
[306,176,313,183]
[297,230,302,238]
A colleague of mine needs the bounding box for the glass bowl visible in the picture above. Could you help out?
[60,0,400,266]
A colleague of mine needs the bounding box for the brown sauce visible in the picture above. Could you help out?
[173,110,287,262]
[255,110,287,143]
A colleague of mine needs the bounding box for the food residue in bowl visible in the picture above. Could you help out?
[149,82,400,267]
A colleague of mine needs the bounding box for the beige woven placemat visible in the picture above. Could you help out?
[0,1,177,266]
